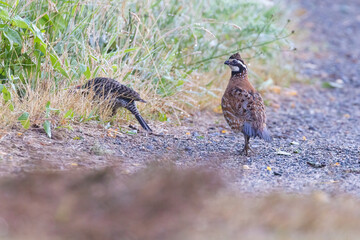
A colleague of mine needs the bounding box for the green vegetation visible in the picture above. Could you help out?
[0,0,293,134]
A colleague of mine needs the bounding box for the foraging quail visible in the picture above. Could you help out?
[221,53,271,155]
[77,77,152,132]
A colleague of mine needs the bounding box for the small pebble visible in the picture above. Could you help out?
[243,165,250,170]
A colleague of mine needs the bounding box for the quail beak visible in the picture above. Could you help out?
[224,60,230,65]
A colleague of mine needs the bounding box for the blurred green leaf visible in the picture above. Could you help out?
[18,112,30,129]
[43,120,51,138]
[1,85,11,101]
[12,15,30,29]
[158,113,168,122]
[79,64,87,74]
[18,112,29,121]
[8,103,14,111]
[31,23,45,44]
[84,66,91,79]
[64,109,74,119]
[50,53,69,78]
[0,7,9,21]
[2,26,22,49]
[127,129,137,135]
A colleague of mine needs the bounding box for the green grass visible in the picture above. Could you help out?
[0,0,294,134]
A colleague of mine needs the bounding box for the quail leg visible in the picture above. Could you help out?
[111,101,121,117]
[111,107,117,117]
[241,135,254,156]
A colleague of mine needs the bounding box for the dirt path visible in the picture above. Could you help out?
[0,0,359,195]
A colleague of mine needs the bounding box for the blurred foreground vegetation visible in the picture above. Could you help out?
[1,166,359,240]
[0,0,294,132]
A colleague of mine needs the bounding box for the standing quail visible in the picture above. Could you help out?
[221,53,271,155]
[77,77,152,132]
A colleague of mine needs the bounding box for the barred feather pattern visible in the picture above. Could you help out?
[82,77,146,102]
[222,86,270,142]
[81,77,152,131]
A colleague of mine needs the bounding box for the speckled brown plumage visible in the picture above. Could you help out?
[221,53,271,155]
[78,77,152,131]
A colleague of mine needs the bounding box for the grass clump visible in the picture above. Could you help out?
[0,0,294,133]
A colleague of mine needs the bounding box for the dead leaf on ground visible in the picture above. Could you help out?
[285,90,298,96]
[212,105,223,114]
[322,81,343,89]
[269,86,281,94]
[270,103,280,109]
[276,150,292,156]
[295,8,307,17]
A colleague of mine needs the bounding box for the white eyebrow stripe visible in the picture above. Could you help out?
[234,59,247,69]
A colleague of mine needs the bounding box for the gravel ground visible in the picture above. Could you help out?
[0,0,359,195]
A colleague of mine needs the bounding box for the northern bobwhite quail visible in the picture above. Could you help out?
[221,53,271,155]
[76,77,152,132]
